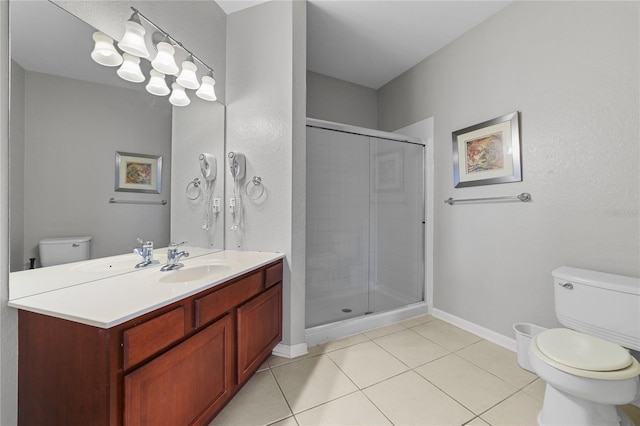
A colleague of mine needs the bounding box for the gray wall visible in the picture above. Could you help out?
[9,61,24,272]
[16,70,172,266]
[378,1,640,337]
[307,70,377,129]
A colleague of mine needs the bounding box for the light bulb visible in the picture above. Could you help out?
[176,57,200,90]
[196,74,217,102]
[169,82,190,106]
[152,41,179,75]
[118,14,150,58]
[146,70,170,96]
[116,53,145,83]
[90,31,123,67]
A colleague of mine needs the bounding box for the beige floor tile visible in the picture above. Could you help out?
[364,370,474,426]
[399,314,436,328]
[269,417,299,426]
[480,391,542,426]
[522,378,546,401]
[294,391,391,425]
[457,340,537,388]
[411,319,482,351]
[415,354,517,414]
[373,329,450,368]
[210,370,291,426]
[363,323,405,339]
[320,333,369,353]
[621,404,640,425]
[271,354,358,414]
[465,417,490,425]
[326,340,408,388]
[269,344,324,368]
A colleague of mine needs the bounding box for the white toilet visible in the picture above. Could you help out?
[528,266,640,426]
[38,236,91,267]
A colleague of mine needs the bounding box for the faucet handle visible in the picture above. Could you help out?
[137,238,153,248]
[169,241,187,249]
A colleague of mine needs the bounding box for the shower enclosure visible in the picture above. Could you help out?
[306,119,425,330]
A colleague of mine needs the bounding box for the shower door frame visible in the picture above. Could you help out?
[305,118,433,345]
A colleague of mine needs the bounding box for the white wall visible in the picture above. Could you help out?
[226,0,307,353]
[0,1,18,423]
[307,70,377,129]
[378,1,640,338]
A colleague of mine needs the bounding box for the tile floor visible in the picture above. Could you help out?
[211,315,640,426]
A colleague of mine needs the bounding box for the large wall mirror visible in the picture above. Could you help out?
[9,0,226,299]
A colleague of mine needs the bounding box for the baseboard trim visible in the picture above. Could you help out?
[432,308,516,352]
[272,342,309,359]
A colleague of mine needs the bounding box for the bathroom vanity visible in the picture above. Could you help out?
[9,250,284,426]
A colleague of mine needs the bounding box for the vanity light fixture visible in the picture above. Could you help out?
[116,53,145,83]
[196,70,217,102]
[176,55,200,90]
[146,69,171,96]
[169,82,191,107]
[151,33,179,76]
[90,31,123,67]
[117,12,150,58]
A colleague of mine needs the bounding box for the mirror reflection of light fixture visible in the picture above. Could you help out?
[152,33,179,76]
[90,31,123,67]
[116,53,145,83]
[169,82,190,107]
[117,12,150,58]
[176,56,200,90]
[146,70,170,96]
[196,70,217,102]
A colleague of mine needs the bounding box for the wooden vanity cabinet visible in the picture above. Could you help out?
[17,259,283,426]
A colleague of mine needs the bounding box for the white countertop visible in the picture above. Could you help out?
[8,250,284,328]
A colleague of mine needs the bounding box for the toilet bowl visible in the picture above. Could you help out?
[526,267,640,426]
[529,328,640,426]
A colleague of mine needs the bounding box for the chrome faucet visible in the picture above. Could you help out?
[133,238,155,268]
[160,242,190,272]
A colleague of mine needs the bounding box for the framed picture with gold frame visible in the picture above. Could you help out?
[114,152,162,194]
[452,111,521,188]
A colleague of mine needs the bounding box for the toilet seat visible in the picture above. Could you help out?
[531,329,640,380]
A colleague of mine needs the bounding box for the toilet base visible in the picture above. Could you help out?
[539,384,631,426]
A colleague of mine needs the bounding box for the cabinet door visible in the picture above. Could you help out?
[237,283,282,384]
[124,314,234,426]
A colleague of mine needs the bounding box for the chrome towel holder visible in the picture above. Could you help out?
[444,192,531,205]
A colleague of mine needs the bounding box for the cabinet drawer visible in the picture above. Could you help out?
[123,307,185,369]
[195,271,263,328]
[265,261,283,289]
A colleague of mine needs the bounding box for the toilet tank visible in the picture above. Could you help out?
[552,266,640,351]
[39,236,91,267]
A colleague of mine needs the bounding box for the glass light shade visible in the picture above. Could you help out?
[176,60,200,90]
[117,18,150,58]
[116,53,145,83]
[146,70,170,96]
[169,83,190,106]
[152,42,179,75]
[90,32,123,67]
[196,75,217,102]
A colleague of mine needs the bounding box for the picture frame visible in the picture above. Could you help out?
[452,111,521,188]
[375,149,403,192]
[114,152,162,194]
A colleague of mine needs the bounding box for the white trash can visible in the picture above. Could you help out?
[513,323,548,373]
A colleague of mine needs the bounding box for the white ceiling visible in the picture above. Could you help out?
[219,0,512,89]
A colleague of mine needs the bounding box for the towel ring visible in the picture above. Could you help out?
[186,178,201,200]
[246,176,264,200]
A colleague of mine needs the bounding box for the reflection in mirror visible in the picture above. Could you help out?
[9,1,225,299]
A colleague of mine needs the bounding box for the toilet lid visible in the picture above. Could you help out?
[537,328,633,372]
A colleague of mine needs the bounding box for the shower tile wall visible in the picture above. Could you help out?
[306,128,371,327]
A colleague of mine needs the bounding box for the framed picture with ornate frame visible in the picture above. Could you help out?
[114,151,162,194]
[452,111,522,188]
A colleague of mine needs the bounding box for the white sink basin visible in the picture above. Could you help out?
[158,264,232,284]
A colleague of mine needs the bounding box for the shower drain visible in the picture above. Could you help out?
[341,308,352,313]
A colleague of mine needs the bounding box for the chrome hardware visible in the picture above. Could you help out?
[133,238,154,268]
[161,242,190,272]
[559,282,574,290]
